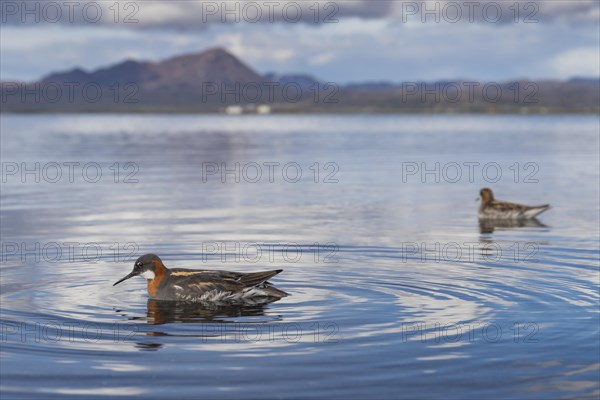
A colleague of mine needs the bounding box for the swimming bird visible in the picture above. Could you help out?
[113,254,287,303]
[478,188,550,220]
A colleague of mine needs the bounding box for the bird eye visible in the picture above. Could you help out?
[136,262,142,268]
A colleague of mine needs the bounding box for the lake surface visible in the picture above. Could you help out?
[1,114,599,399]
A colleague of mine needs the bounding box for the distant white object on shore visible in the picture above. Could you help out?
[223,104,271,115]
[257,105,271,114]
[225,105,243,115]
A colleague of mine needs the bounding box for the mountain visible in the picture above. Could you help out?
[1,48,599,113]
[40,48,265,91]
[2,48,272,111]
[264,73,321,90]
[568,77,600,85]
[344,81,395,91]
[159,49,265,87]
[41,67,94,84]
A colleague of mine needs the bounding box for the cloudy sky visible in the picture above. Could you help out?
[1,0,599,83]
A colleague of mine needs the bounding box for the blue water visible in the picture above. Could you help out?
[1,114,599,399]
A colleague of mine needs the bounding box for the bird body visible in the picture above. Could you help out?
[478,188,550,220]
[114,254,287,303]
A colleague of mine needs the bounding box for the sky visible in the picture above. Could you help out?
[1,0,599,83]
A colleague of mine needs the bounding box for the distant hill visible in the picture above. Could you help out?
[263,73,321,90]
[41,48,265,89]
[1,48,599,113]
[344,82,396,91]
[568,77,600,85]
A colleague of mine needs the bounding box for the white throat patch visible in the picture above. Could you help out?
[141,270,156,280]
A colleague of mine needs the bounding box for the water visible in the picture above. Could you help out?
[1,114,598,399]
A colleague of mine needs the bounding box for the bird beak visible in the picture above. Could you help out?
[113,270,138,286]
[475,197,480,202]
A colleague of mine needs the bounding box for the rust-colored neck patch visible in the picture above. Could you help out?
[147,259,167,297]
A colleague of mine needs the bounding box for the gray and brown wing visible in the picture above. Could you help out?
[169,269,285,301]
[489,200,528,212]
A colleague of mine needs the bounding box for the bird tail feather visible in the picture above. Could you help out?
[523,205,550,219]
[238,269,283,288]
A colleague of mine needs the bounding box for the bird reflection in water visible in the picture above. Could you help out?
[129,298,283,350]
[145,298,279,325]
[479,218,548,234]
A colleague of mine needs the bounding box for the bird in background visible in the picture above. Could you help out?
[477,188,550,220]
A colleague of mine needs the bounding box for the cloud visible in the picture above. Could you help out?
[213,31,298,65]
[552,47,600,78]
[0,0,390,29]
[1,0,598,30]
[389,0,600,24]
[1,2,598,82]
[309,53,335,66]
